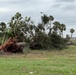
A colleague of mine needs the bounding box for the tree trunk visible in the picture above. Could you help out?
[50,21,52,34]
[62,31,63,38]
[71,33,73,38]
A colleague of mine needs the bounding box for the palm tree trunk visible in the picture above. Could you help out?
[50,21,52,34]
[71,33,72,38]
[62,31,63,38]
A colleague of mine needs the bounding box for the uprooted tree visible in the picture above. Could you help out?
[0,37,23,53]
[0,12,32,53]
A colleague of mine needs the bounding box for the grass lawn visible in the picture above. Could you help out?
[0,46,76,75]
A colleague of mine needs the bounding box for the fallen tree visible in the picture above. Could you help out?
[0,37,23,53]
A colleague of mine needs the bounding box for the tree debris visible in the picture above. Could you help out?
[0,37,23,53]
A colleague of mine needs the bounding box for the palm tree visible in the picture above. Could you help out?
[59,24,66,38]
[0,22,6,44]
[41,12,49,25]
[48,15,54,35]
[9,12,22,37]
[41,14,49,26]
[53,21,60,34]
[0,22,6,32]
[41,13,54,35]
[8,12,29,42]
[70,28,75,38]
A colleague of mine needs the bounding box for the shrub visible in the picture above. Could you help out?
[29,32,51,50]
[50,33,67,49]
[29,32,67,50]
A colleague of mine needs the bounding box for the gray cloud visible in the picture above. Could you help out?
[56,0,75,2]
[52,3,62,8]
[63,5,75,10]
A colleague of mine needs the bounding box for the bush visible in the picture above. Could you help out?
[50,33,67,49]
[29,32,67,50]
[29,32,51,50]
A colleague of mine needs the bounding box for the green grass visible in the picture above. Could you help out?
[0,46,76,75]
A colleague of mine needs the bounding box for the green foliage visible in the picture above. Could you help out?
[0,12,68,50]
[41,15,49,24]
[7,12,35,42]
[70,28,75,38]
[29,32,51,50]
[0,32,3,37]
[29,30,68,50]
[50,33,67,49]
[0,22,6,32]
[53,21,60,33]
[49,15,54,21]
[70,28,75,34]
[59,24,66,37]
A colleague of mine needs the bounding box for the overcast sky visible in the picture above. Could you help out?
[0,0,76,37]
